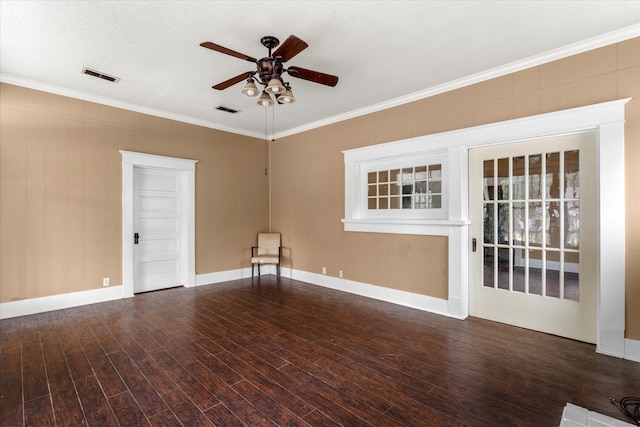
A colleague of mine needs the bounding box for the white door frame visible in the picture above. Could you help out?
[468,133,598,344]
[343,98,629,358]
[461,99,629,358]
[120,150,197,298]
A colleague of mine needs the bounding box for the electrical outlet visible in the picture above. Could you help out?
[322,267,326,275]
[103,277,109,287]
[339,270,343,278]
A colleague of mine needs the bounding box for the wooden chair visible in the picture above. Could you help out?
[251,233,281,280]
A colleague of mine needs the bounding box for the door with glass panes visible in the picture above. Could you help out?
[469,132,597,343]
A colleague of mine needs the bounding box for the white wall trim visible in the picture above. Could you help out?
[195,268,253,286]
[0,74,265,140]
[277,24,640,139]
[196,267,450,317]
[343,98,630,358]
[120,150,197,298]
[3,268,638,363]
[624,338,640,363]
[3,24,638,140]
[196,267,450,316]
[342,218,468,236]
[596,120,627,358]
[253,266,640,362]
[0,285,124,320]
[283,268,451,318]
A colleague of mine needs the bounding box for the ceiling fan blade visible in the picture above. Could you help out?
[287,66,338,87]
[200,41,257,63]
[212,72,252,90]
[272,35,308,62]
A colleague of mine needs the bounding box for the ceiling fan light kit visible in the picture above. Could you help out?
[257,91,274,107]
[265,77,286,95]
[200,35,338,107]
[278,86,296,104]
[241,79,259,97]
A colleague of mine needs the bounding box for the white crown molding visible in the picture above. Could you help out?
[0,73,265,139]
[276,23,640,138]
[2,24,638,139]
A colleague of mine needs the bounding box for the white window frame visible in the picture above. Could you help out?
[361,153,448,219]
[343,140,466,237]
[342,98,629,359]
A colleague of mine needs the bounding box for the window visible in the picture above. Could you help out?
[346,148,450,229]
[367,164,442,210]
[343,137,460,236]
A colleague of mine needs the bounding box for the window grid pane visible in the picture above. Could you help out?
[481,150,580,301]
[367,163,442,210]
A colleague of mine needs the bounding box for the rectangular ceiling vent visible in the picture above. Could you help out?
[216,106,239,114]
[82,67,120,83]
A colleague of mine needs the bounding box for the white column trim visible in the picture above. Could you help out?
[596,121,627,357]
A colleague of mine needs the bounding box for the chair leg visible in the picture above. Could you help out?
[257,264,261,277]
[251,263,254,280]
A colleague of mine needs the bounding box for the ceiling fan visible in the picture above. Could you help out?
[200,35,338,105]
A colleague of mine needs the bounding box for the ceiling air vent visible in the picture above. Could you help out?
[82,67,120,83]
[216,106,239,114]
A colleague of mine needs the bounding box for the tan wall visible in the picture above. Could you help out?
[1,37,638,340]
[271,37,640,339]
[0,83,267,303]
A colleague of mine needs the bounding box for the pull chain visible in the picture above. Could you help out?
[264,105,268,175]
[272,102,276,142]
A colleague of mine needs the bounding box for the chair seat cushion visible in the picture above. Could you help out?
[251,255,280,264]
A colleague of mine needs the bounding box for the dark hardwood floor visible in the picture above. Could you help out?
[1,277,639,427]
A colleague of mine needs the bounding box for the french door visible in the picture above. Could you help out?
[469,132,597,343]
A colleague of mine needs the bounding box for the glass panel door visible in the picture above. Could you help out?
[481,150,581,301]
[469,131,597,344]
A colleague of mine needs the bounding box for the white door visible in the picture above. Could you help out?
[469,132,597,343]
[133,167,183,293]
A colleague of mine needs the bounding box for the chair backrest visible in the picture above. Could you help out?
[257,233,280,256]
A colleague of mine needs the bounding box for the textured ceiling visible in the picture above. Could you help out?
[1,1,639,138]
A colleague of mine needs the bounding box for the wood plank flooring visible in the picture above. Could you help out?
[1,277,639,426]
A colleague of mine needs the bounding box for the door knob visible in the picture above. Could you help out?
[134,233,139,244]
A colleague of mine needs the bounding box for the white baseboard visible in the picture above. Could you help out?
[597,326,626,359]
[195,266,280,286]
[282,267,451,318]
[2,270,639,364]
[195,268,253,286]
[625,338,640,362]
[195,266,450,318]
[0,285,125,320]
[226,266,640,363]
